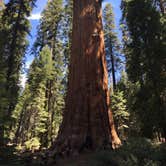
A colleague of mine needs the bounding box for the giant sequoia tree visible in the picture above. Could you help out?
[52,0,121,154]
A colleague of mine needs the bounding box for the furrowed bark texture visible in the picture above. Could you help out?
[53,0,120,154]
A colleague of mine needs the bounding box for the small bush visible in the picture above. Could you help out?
[24,137,41,151]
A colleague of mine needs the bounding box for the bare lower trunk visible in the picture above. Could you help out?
[109,42,116,91]
[51,0,121,155]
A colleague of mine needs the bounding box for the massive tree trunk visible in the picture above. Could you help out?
[52,0,121,155]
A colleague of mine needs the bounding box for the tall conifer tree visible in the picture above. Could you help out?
[0,0,36,145]
[33,0,65,147]
[12,0,65,148]
[103,3,122,91]
[121,0,166,138]
[12,46,52,145]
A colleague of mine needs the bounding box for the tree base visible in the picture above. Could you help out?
[47,135,121,159]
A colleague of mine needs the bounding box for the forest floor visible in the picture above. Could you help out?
[0,144,26,166]
[0,137,166,166]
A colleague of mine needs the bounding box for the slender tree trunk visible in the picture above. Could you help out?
[43,80,53,147]
[14,108,25,144]
[48,80,53,146]
[52,0,121,155]
[109,42,116,91]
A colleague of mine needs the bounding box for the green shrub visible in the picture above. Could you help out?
[85,138,166,166]
[24,137,41,151]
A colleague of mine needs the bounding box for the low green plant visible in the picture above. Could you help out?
[24,137,41,151]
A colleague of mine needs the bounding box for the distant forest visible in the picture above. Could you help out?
[0,0,165,165]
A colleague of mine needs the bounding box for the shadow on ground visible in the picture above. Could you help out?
[0,144,27,166]
[0,138,166,166]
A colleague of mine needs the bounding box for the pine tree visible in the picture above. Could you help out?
[103,3,122,91]
[63,0,73,64]
[121,0,166,138]
[61,0,73,86]
[117,70,142,138]
[0,0,36,145]
[12,0,65,148]
[111,90,129,139]
[12,46,53,146]
[33,0,63,56]
[33,0,65,147]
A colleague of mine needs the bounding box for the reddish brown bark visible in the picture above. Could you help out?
[52,0,121,155]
